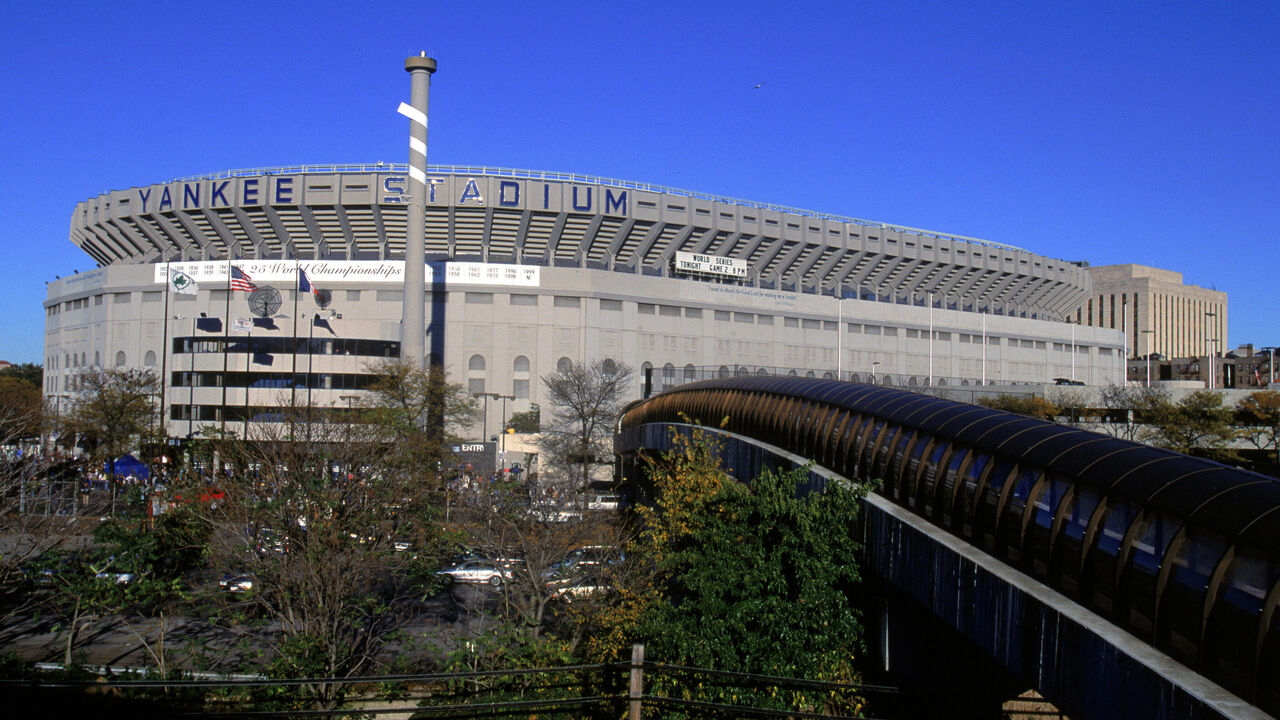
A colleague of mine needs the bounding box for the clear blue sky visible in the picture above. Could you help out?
[2,1,1277,364]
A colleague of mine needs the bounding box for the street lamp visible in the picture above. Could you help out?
[1141,329,1155,387]
[474,392,515,471]
[1206,312,1218,389]
[871,361,881,385]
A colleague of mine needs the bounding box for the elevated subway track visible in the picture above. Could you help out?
[616,376,1280,719]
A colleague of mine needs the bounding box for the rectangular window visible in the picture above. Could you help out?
[715,310,731,321]
[346,290,361,302]
[599,298,621,311]
[465,292,494,304]
[513,378,530,399]
[638,303,656,315]
[114,292,132,304]
[660,305,681,317]
[883,326,898,337]
[865,325,882,335]
[735,313,755,323]
[685,307,702,318]
[784,317,799,328]
[757,314,773,325]
[376,290,403,302]
[553,296,580,308]
[802,319,821,329]
[511,294,538,306]
[143,291,161,303]
[907,329,919,338]
[935,332,949,341]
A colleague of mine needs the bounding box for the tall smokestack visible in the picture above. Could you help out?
[400,53,436,366]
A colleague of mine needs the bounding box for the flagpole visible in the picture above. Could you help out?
[158,260,171,439]
[291,261,301,413]
[244,323,252,439]
[221,259,232,437]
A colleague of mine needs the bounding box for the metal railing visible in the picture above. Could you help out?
[159,163,1027,252]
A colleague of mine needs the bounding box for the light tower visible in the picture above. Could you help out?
[400,53,437,366]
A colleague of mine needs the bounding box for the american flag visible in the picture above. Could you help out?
[230,265,257,292]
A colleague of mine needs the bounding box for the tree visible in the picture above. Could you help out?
[634,424,867,713]
[1140,389,1237,461]
[0,362,43,389]
[202,406,463,706]
[61,367,159,513]
[1237,390,1280,463]
[541,359,633,490]
[506,404,540,433]
[978,393,1060,421]
[360,358,479,483]
[1097,383,1170,441]
[0,375,43,444]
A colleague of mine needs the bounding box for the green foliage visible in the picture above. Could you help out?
[978,393,1061,421]
[633,425,868,711]
[507,403,541,433]
[1237,390,1280,459]
[1139,389,1238,461]
[0,362,42,388]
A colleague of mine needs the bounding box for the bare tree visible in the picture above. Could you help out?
[540,359,633,490]
[1097,383,1169,441]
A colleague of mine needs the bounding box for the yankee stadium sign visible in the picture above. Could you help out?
[132,175,628,215]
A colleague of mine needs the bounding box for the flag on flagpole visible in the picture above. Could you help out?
[230,265,257,292]
[169,269,199,295]
[298,268,320,296]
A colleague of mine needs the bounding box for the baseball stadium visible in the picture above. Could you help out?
[43,161,1123,440]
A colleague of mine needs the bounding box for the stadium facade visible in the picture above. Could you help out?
[44,164,1123,438]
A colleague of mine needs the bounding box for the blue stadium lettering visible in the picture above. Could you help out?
[183,183,200,209]
[605,188,627,215]
[274,178,293,204]
[382,176,405,201]
[137,188,151,212]
[498,180,520,207]
[158,187,173,211]
[210,181,230,207]
[243,179,260,205]
[428,177,444,203]
[458,178,483,204]
[572,186,592,212]
[543,184,550,209]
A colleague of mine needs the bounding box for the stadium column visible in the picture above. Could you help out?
[402,54,437,366]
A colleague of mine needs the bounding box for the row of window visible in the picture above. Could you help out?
[170,371,379,391]
[172,336,400,358]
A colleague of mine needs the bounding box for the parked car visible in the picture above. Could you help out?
[437,559,511,587]
[219,573,255,594]
[547,575,611,603]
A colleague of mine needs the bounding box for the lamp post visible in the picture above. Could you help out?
[1206,311,1217,389]
[836,291,844,380]
[1067,319,1077,383]
[871,361,881,385]
[474,392,515,472]
[927,290,934,387]
[1141,329,1155,387]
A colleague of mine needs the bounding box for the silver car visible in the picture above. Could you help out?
[437,559,511,587]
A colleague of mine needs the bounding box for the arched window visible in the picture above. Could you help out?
[882,375,894,386]
[805,370,816,378]
[683,364,697,383]
[513,355,531,399]
[717,365,730,379]
[758,368,770,376]
[908,376,919,387]
[662,363,675,390]
[80,352,86,366]
[734,366,750,377]
[850,373,861,383]
[822,371,833,379]
[788,369,799,377]
[144,350,157,367]
[468,354,486,395]
[115,351,126,367]
[94,351,100,367]
[557,356,574,374]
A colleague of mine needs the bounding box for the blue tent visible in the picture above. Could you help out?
[106,454,150,479]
